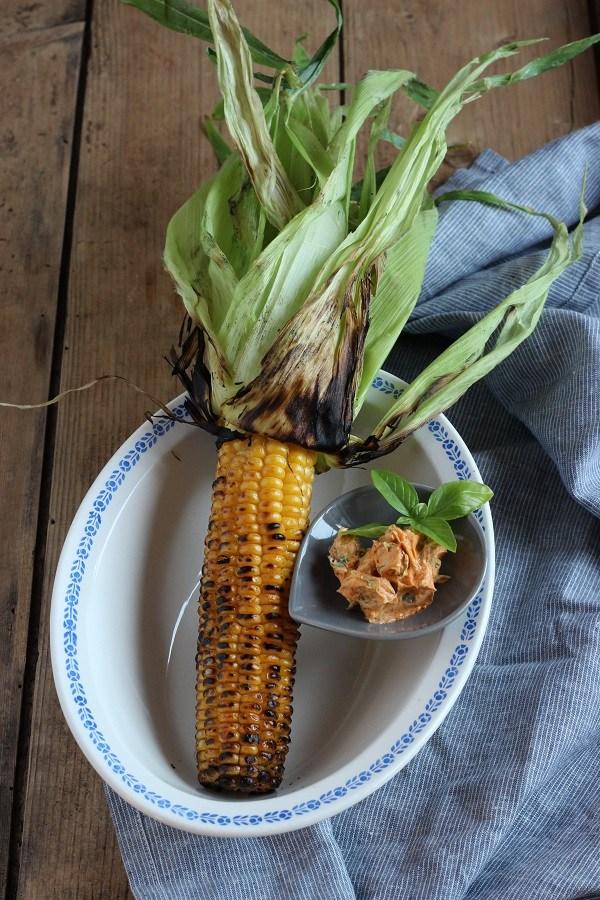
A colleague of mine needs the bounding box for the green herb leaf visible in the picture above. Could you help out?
[414,502,428,519]
[344,523,389,539]
[121,0,290,70]
[371,469,419,516]
[411,518,457,552]
[427,481,493,520]
[395,515,413,526]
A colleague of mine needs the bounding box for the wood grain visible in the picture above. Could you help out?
[0,1,85,896]
[342,0,600,176]
[1,0,83,35]
[15,2,339,898]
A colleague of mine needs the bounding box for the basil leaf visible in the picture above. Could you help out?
[371,469,419,516]
[344,524,389,539]
[427,481,493,520]
[395,516,413,526]
[414,502,428,519]
[412,518,457,552]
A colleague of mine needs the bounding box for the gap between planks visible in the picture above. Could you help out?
[5,2,95,898]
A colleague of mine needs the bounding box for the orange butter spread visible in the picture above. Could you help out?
[329,525,447,624]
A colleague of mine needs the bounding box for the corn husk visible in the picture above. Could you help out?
[125,0,598,466]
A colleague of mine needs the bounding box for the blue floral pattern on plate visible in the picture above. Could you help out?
[61,381,487,827]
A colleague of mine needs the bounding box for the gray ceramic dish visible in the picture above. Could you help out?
[289,483,487,640]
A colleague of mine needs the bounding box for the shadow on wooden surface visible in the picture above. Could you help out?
[2,1,599,898]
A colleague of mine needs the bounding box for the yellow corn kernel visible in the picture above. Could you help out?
[196,434,315,793]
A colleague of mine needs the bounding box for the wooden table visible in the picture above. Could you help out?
[1,1,598,896]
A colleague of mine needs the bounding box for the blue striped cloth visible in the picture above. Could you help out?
[106,124,600,899]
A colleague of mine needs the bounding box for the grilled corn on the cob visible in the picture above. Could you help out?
[197,434,315,792]
[124,0,596,798]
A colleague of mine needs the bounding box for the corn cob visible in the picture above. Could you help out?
[197,434,315,793]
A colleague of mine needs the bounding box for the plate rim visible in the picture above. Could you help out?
[50,370,495,837]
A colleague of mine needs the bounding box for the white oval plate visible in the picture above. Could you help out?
[51,371,494,837]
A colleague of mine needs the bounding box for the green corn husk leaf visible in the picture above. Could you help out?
[321,77,438,110]
[330,69,416,156]
[164,154,264,337]
[203,70,422,427]
[122,0,290,70]
[164,177,218,337]
[293,36,311,68]
[284,109,334,188]
[354,200,438,412]
[265,79,318,199]
[202,115,232,165]
[403,77,439,109]
[340,187,586,463]
[158,14,598,456]
[323,40,549,286]
[435,187,565,216]
[294,0,342,92]
[467,33,600,94]
[122,0,436,113]
[273,123,319,199]
[319,82,351,91]
[219,196,347,387]
[208,0,303,230]
[281,40,548,418]
[358,98,393,223]
[350,165,392,204]
[218,70,426,420]
[307,88,335,147]
[224,267,369,448]
[311,37,595,437]
[281,84,334,181]
[380,128,405,150]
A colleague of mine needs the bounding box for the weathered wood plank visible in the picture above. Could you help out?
[1,0,83,35]
[16,2,339,897]
[0,1,85,896]
[342,0,600,172]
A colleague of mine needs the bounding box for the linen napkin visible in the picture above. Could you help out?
[106,123,600,900]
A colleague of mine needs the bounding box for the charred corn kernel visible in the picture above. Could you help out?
[196,434,315,794]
